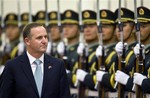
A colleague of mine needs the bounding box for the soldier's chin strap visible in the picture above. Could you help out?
[124,23,135,42]
[141,31,150,43]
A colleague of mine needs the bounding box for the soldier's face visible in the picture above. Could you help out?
[83,24,98,43]
[140,23,150,41]
[63,24,79,40]
[101,24,115,41]
[49,25,61,42]
[25,26,48,54]
[115,22,134,41]
[5,25,20,41]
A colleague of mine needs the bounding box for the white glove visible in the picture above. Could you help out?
[115,41,127,55]
[96,45,106,57]
[76,69,88,82]
[77,43,85,55]
[46,42,52,54]
[134,44,145,58]
[17,42,25,55]
[96,71,107,82]
[66,69,70,74]
[115,70,129,85]
[133,73,147,86]
[0,65,5,75]
[57,42,65,55]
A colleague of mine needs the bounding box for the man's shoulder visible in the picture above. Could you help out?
[45,53,63,63]
[5,54,24,65]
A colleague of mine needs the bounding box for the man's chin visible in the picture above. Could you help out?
[40,49,47,53]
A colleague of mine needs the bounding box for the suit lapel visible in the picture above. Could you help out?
[41,54,53,95]
[20,53,39,96]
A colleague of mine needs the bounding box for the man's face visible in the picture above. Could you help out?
[140,23,150,41]
[5,24,20,41]
[49,25,61,42]
[115,22,134,41]
[83,24,98,42]
[63,24,79,40]
[102,24,115,41]
[25,26,48,54]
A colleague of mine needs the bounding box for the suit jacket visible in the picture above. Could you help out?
[0,52,71,98]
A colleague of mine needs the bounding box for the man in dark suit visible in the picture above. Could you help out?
[0,22,71,98]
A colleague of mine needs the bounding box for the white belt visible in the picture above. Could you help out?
[70,88,132,98]
[70,88,78,94]
[107,92,118,98]
[87,90,98,97]
[146,94,150,98]
[128,92,150,98]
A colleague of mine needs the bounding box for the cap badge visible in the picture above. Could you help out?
[84,11,90,18]
[101,11,107,17]
[51,12,56,19]
[139,8,144,15]
[23,14,28,20]
[39,12,44,18]
[8,15,14,20]
[66,11,71,18]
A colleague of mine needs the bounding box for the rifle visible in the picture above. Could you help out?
[0,0,4,30]
[28,0,32,23]
[108,0,111,10]
[57,0,68,69]
[114,0,126,97]
[45,0,48,28]
[95,0,106,98]
[45,0,54,57]
[124,0,127,8]
[132,0,145,97]
[74,0,88,97]
[141,0,143,6]
[17,0,21,28]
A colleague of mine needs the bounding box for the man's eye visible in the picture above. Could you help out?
[37,36,42,39]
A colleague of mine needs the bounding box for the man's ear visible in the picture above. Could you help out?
[24,37,30,46]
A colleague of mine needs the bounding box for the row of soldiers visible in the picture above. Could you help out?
[0,5,150,98]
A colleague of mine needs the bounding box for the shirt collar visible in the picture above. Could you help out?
[26,51,44,64]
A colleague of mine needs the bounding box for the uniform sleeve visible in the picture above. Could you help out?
[101,73,116,92]
[141,78,150,94]
[125,77,134,92]
[83,74,95,90]
[67,72,76,88]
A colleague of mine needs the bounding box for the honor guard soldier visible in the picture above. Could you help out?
[35,10,46,26]
[132,6,150,96]
[57,9,80,96]
[16,12,35,56]
[20,12,35,31]
[76,10,99,97]
[113,8,137,97]
[0,13,22,66]
[46,11,62,58]
[95,9,118,95]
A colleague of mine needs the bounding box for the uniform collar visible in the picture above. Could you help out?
[87,42,98,48]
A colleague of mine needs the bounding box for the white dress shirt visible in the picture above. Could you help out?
[26,51,44,74]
